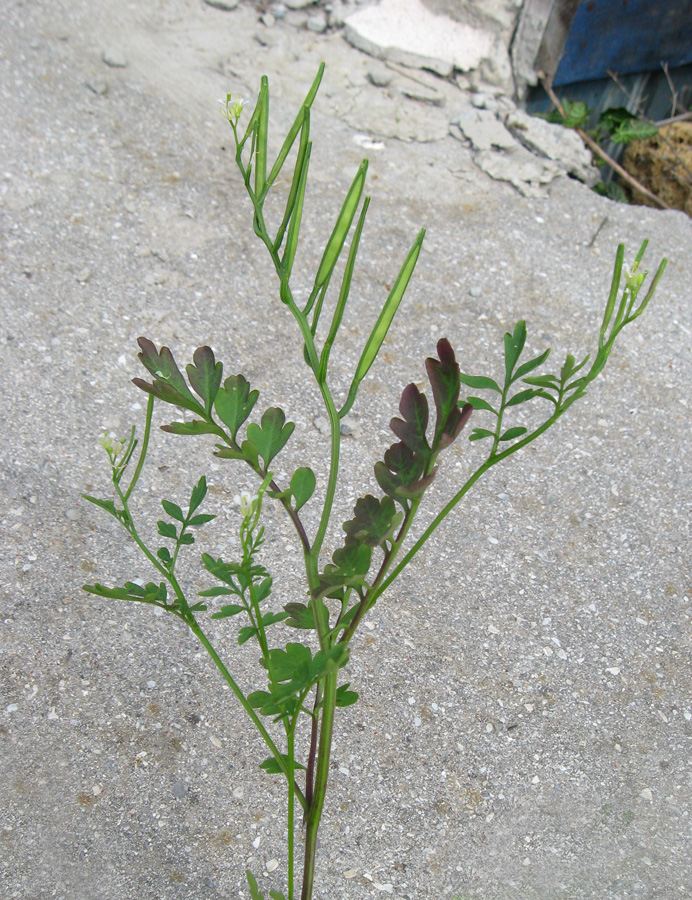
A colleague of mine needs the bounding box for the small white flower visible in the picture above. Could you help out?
[219,94,245,123]
[99,432,125,458]
[624,266,645,292]
[234,490,257,518]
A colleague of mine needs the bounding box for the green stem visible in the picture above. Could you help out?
[123,394,155,501]
[189,620,308,812]
[301,670,337,900]
[365,407,569,610]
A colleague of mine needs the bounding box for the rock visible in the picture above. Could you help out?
[505,107,598,186]
[450,107,516,152]
[173,781,187,800]
[474,145,562,197]
[366,64,393,88]
[284,0,318,8]
[203,0,240,9]
[102,47,128,68]
[75,267,92,283]
[260,12,276,27]
[344,0,495,78]
[307,11,328,33]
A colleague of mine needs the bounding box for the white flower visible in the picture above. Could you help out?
[624,266,645,292]
[99,432,125,458]
[219,94,246,123]
[234,490,257,518]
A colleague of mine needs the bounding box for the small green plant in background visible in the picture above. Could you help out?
[84,65,667,900]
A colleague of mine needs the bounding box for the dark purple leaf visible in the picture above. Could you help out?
[390,383,430,456]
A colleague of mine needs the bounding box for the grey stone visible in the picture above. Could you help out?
[260,12,276,27]
[102,47,128,68]
[344,0,495,77]
[366,64,393,88]
[284,0,318,8]
[474,145,562,197]
[505,107,599,186]
[450,106,516,152]
[307,11,328,33]
[173,781,187,800]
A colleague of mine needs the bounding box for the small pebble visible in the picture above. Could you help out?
[468,285,482,297]
[367,65,393,88]
[6,703,18,713]
[66,508,81,521]
[210,735,222,748]
[260,12,275,27]
[76,268,92,284]
[102,47,128,68]
[640,788,653,801]
[306,11,327,32]
[266,859,279,873]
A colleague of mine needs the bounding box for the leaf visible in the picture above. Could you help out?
[341,228,425,417]
[556,98,590,129]
[513,348,551,382]
[506,388,538,407]
[314,160,368,289]
[522,374,559,389]
[342,495,401,548]
[245,870,264,900]
[290,466,316,511]
[83,494,120,518]
[465,396,497,414]
[160,420,220,436]
[426,338,462,447]
[469,427,495,442]
[499,426,528,442]
[331,538,372,579]
[157,521,177,539]
[503,321,526,385]
[263,642,313,684]
[161,499,185,522]
[259,754,306,774]
[611,118,658,144]
[246,408,295,468]
[458,373,502,393]
[390,384,430,457]
[189,475,208,515]
[261,611,288,627]
[134,338,203,415]
[157,547,172,565]
[238,625,258,645]
[185,347,223,413]
[284,602,316,629]
[335,682,359,707]
[436,402,472,451]
[210,603,245,619]
[214,375,259,441]
[188,513,216,527]
[269,891,288,900]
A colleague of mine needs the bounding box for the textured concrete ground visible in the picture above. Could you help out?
[1,2,691,900]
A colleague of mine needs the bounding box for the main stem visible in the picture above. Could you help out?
[301,670,337,900]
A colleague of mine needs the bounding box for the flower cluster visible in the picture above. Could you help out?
[219,94,246,123]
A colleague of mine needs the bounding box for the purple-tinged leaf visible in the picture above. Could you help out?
[132,377,204,415]
[426,338,461,448]
[436,401,473,450]
[390,383,430,457]
[186,346,223,413]
[395,468,437,498]
[135,338,203,414]
[161,420,220,436]
[342,495,401,548]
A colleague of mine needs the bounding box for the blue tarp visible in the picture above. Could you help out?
[553,0,692,86]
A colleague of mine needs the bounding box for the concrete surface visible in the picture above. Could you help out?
[1,2,691,900]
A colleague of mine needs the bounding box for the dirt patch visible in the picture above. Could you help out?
[623,121,692,215]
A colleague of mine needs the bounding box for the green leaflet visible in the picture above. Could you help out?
[246,408,295,468]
